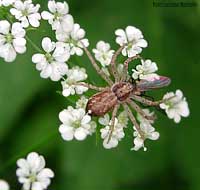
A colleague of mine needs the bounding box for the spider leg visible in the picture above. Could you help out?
[141,93,155,101]
[131,95,170,117]
[122,103,145,140]
[110,45,125,82]
[133,93,154,108]
[126,98,156,121]
[81,43,113,85]
[77,82,107,91]
[107,104,120,143]
[132,95,165,106]
[121,55,141,81]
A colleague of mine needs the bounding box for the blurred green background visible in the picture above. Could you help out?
[0,0,199,189]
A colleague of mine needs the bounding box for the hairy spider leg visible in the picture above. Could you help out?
[126,98,156,121]
[121,55,141,81]
[110,45,125,82]
[78,82,107,91]
[135,94,168,116]
[131,95,167,106]
[134,93,155,108]
[107,104,120,143]
[141,93,155,101]
[81,43,113,85]
[123,103,145,140]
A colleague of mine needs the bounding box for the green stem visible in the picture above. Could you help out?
[26,36,43,53]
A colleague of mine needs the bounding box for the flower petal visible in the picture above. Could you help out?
[42,37,55,53]
[0,20,10,35]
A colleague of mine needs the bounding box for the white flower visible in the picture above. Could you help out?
[99,113,126,149]
[16,152,54,190]
[61,66,88,97]
[56,23,89,56]
[41,0,74,33]
[32,37,69,81]
[0,20,26,62]
[0,180,9,190]
[132,122,160,151]
[76,96,88,109]
[132,59,159,81]
[10,0,41,28]
[59,106,96,141]
[0,0,14,6]
[115,26,148,57]
[160,89,190,123]
[92,41,114,67]
[133,108,158,151]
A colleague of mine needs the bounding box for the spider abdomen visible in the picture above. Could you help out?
[86,90,118,116]
[86,82,135,116]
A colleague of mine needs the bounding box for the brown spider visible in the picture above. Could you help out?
[77,44,171,141]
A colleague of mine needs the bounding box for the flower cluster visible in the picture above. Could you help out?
[132,109,159,151]
[61,66,88,97]
[32,37,69,81]
[160,89,189,123]
[0,20,26,62]
[41,1,73,33]
[0,152,54,190]
[10,0,41,28]
[132,59,159,81]
[59,98,96,141]
[115,26,148,57]
[16,152,54,190]
[93,41,115,67]
[32,1,88,82]
[0,0,41,62]
[56,23,89,56]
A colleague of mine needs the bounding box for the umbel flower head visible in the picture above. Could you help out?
[92,41,115,67]
[41,0,74,33]
[59,105,96,141]
[56,23,89,56]
[115,26,148,57]
[10,0,41,28]
[160,89,190,123]
[16,152,54,190]
[61,66,88,97]
[132,59,159,81]
[32,37,69,81]
[0,20,26,62]
[132,109,159,151]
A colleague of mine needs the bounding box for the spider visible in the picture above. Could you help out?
[77,44,171,141]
